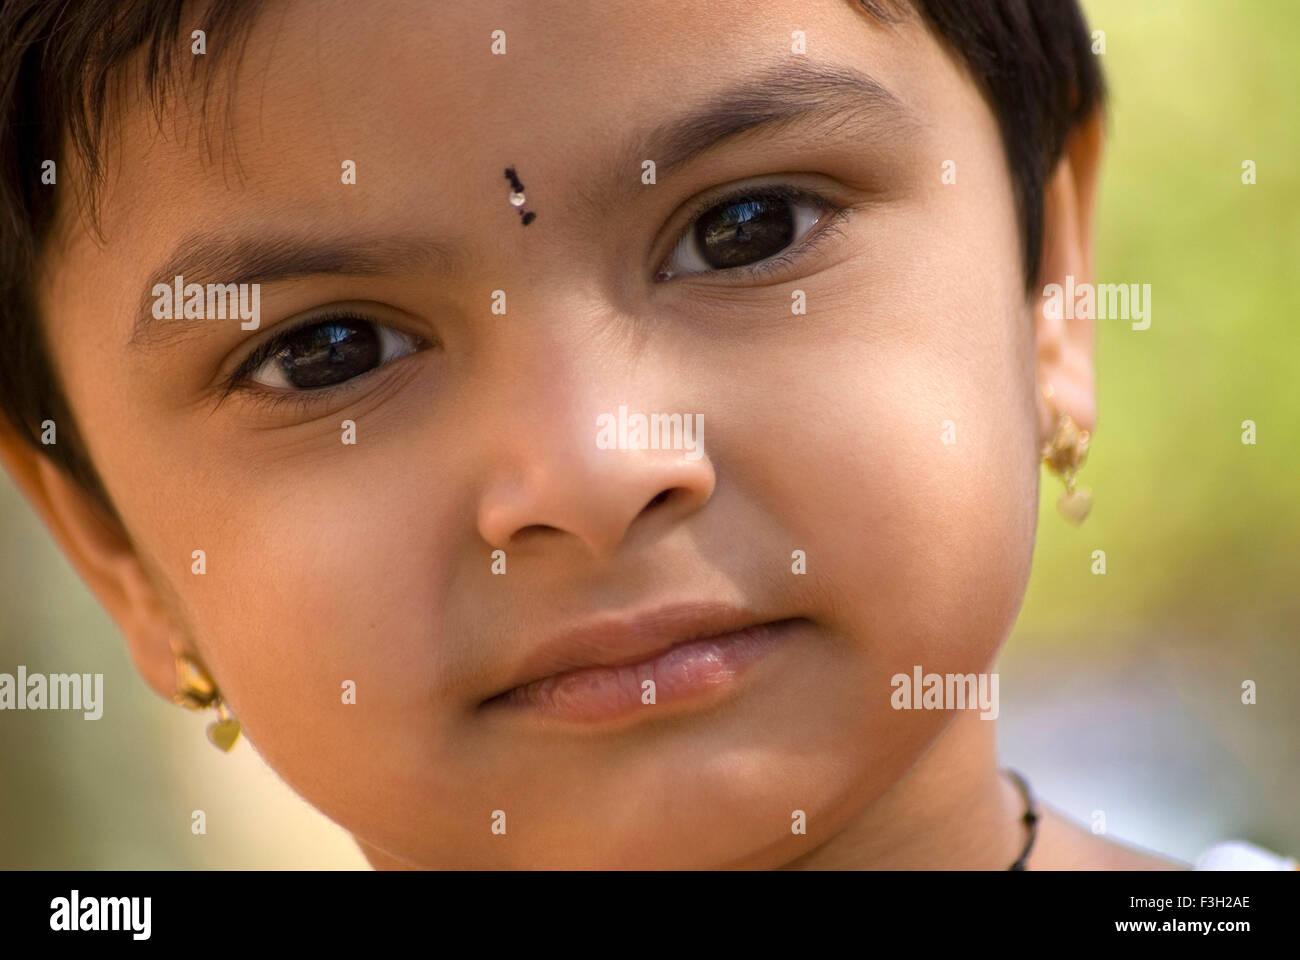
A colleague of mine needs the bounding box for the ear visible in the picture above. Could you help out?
[1034,105,1105,442]
[0,418,183,703]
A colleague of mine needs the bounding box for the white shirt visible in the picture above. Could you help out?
[1194,841,1297,870]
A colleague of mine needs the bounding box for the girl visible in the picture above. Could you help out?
[0,0,1291,869]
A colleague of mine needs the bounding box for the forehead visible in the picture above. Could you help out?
[71,0,946,244]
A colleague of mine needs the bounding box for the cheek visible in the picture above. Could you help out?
[130,446,473,832]
[702,291,1039,835]
[730,279,1039,710]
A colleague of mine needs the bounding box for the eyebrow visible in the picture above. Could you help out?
[131,234,456,348]
[598,59,918,207]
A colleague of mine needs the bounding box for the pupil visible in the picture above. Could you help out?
[276,321,380,389]
[694,197,795,269]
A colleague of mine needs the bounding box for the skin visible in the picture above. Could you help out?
[0,0,1183,868]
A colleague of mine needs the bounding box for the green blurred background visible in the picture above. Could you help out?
[1,0,1296,867]
[1006,0,1299,862]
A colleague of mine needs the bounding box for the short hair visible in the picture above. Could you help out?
[0,0,1104,516]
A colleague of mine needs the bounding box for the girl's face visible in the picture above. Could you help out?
[29,0,1091,865]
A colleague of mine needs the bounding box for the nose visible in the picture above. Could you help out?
[476,401,716,562]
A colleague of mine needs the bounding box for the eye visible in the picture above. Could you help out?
[233,315,423,392]
[655,184,844,281]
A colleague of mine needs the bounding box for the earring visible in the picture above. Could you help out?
[1040,385,1092,525]
[172,654,241,752]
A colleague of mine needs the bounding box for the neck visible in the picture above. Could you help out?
[781,710,1026,869]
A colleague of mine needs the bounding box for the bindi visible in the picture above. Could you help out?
[504,167,536,226]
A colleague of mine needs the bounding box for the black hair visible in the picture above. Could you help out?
[0,0,259,521]
[0,0,1104,517]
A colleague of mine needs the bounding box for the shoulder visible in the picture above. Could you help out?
[1194,841,1298,870]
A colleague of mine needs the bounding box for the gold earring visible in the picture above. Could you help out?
[172,654,241,752]
[1040,385,1092,525]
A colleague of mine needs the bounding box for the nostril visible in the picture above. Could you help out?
[644,489,674,510]
[510,523,561,543]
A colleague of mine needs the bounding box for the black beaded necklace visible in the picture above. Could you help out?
[1004,768,1039,870]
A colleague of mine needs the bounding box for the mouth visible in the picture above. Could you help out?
[479,602,808,725]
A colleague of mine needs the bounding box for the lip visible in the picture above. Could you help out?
[480,601,803,724]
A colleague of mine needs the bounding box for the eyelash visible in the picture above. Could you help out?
[655,183,851,282]
[219,308,418,410]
